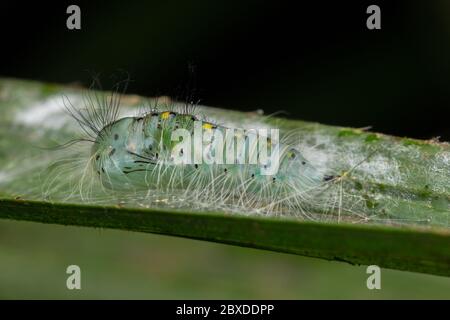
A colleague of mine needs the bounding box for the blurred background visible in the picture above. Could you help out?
[1,0,450,298]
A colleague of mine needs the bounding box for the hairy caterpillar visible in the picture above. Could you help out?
[64,85,339,218]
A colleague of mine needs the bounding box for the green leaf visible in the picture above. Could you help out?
[0,78,449,277]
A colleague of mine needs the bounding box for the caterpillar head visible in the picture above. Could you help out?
[91,117,149,190]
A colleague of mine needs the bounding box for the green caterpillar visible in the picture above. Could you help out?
[90,109,334,212]
[61,79,339,218]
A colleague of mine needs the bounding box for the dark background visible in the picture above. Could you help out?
[2,0,449,140]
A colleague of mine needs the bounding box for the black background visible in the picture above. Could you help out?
[1,0,449,140]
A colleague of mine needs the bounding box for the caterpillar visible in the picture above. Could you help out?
[64,95,337,216]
